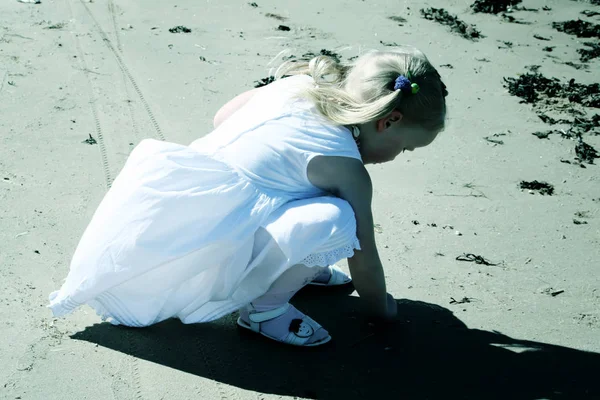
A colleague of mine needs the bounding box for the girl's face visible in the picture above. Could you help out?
[359,115,442,164]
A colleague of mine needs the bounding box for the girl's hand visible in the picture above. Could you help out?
[367,293,398,329]
[384,293,398,321]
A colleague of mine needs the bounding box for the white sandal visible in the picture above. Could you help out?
[237,303,332,347]
[308,264,352,287]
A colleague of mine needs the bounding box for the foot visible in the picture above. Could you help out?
[239,303,330,346]
[309,265,352,286]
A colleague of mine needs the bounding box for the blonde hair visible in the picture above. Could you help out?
[273,46,447,130]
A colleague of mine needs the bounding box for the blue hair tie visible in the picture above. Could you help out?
[393,75,420,94]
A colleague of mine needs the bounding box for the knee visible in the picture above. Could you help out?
[317,197,355,224]
[263,196,356,234]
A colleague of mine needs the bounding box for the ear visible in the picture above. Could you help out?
[376,110,404,132]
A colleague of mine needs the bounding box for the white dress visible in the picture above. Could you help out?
[48,75,362,327]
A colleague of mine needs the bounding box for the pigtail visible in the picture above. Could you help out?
[271,46,445,129]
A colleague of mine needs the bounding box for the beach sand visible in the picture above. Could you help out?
[1,0,599,399]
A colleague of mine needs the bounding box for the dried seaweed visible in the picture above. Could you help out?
[420,8,483,41]
[265,13,286,21]
[470,0,521,14]
[503,73,600,108]
[519,180,554,195]
[576,138,600,164]
[501,14,531,24]
[169,26,191,33]
[552,20,600,39]
[253,76,275,88]
[456,253,499,266]
[388,15,407,23]
[82,134,97,145]
[578,42,600,62]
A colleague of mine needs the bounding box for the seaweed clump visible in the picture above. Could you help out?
[576,139,600,164]
[519,181,554,195]
[253,76,276,88]
[252,49,343,88]
[420,8,484,41]
[578,42,600,62]
[301,49,342,63]
[471,0,522,14]
[503,73,600,108]
[552,20,600,38]
[169,26,191,33]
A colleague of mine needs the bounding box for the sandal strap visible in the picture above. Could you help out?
[247,303,290,325]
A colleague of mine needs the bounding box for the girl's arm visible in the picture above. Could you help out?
[307,156,394,320]
[213,87,261,129]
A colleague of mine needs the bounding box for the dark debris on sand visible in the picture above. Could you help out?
[253,76,275,88]
[265,13,286,21]
[574,114,600,133]
[520,180,554,195]
[540,114,600,135]
[582,10,600,17]
[420,8,483,41]
[561,61,589,70]
[450,297,473,305]
[388,15,407,24]
[573,0,600,5]
[169,26,191,33]
[576,138,600,164]
[503,73,600,108]
[513,6,541,12]
[552,20,600,39]
[532,130,559,139]
[505,72,600,141]
[578,42,600,62]
[503,73,561,103]
[470,0,521,14]
[253,49,342,88]
[82,134,97,145]
[303,49,342,63]
[456,253,499,266]
[501,14,531,24]
[560,159,587,168]
[283,49,343,63]
[538,114,572,125]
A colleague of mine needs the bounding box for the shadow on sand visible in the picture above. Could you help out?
[72,286,600,399]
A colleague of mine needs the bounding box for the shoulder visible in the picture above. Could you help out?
[306,155,371,197]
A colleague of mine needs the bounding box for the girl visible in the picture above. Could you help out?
[48,46,448,347]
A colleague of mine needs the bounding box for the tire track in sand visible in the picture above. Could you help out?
[65,0,113,188]
[64,1,152,397]
[125,329,144,400]
[107,0,142,151]
[68,1,169,397]
[78,0,166,142]
[107,0,123,53]
[194,328,239,400]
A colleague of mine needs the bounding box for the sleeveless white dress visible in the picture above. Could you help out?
[48,75,363,327]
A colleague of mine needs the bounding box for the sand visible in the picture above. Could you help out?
[1,0,599,399]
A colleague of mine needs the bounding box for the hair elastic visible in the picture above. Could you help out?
[393,74,420,94]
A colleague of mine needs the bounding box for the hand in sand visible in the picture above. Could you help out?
[384,293,398,321]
